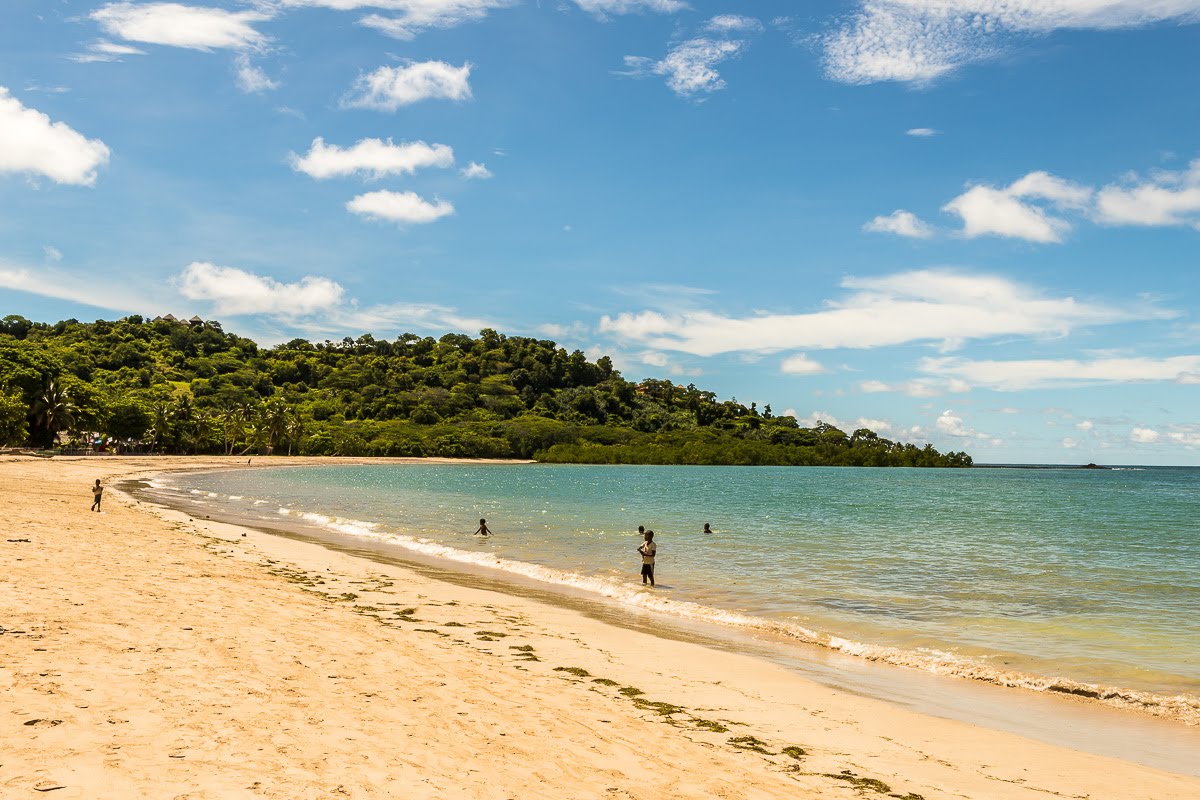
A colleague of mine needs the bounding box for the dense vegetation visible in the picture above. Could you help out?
[0,314,971,467]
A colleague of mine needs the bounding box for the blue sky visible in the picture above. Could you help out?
[2,1,1198,465]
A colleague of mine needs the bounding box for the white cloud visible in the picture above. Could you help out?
[1165,425,1200,447]
[574,0,688,19]
[858,378,969,397]
[179,262,345,316]
[1061,437,1079,449]
[1131,427,1161,444]
[906,127,939,136]
[1178,372,1200,385]
[822,1,1200,85]
[1076,420,1094,431]
[622,38,748,98]
[600,270,1151,357]
[0,262,144,312]
[942,172,1091,243]
[341,61,472,110]
[70,40,149,62]
[780,353,826,375]
[43,246,63,262]
[91,2,269,51]
[704,15,763,33]
[346,190,455,224]
[936,409,990,440]
[235,54,280,93]
[460,161,492,179]
[621,14,760,98]
[290,137,454,180]
[0,88,111,186]
[919,354,1200,391]
[330,1,515,40]
[863,209,932,238]
[1095,159,1200,228]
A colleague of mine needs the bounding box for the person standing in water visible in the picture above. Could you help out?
[90,479,103,512]
[637,530,656,587]
[702,522,712,534]
[475,518,491,537]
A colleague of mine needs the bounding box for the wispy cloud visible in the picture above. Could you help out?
[822,1,1200,85]
[918,354,1200,391]
[906,127,940,136]
[235,54,280,93]
[0,88,110,186]
[290,137,455,180]
[620,15,760,98]
[345,0,517,40]
[574,0,687,20]
[341,61,472,110]
[600,270,1154,356]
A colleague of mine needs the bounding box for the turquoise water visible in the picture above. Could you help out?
[152,463,1200,723]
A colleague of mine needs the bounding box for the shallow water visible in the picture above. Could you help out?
[148,463,1200,724]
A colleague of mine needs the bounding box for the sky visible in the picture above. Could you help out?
[1,1,1198,465]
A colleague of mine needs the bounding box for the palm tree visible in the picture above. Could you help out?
[148,402,174,453]
[30,379,76,448]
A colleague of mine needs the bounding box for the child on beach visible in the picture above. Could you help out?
[475,518,491,537]
[637,530,656,587]
[90,479,103,512]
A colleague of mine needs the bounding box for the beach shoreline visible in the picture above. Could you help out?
[3,455,1198,799]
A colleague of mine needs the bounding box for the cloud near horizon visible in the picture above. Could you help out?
[599,270,1156,357]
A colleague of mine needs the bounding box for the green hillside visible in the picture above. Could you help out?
[0,314,971,467]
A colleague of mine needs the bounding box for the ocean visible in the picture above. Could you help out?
[143,462,1200,725]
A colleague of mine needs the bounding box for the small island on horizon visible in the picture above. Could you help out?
[0,314,972,467]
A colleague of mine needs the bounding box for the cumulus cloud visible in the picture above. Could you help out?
[863,209,933,238]
[341,61,472,110]
[780,353,826,375]
[346,190,455,224]
[235,54,280,93]
[1130,427,1161,444]
[179,262,344,316]
[290,137,454,180]
[919,354,1200,390]
[91,2,269,51]
[1095,158,1200,228]
[943,171,1092,243]
[460,161,492,179]
[574,0,688,19]
[600,269,1151,357]
[936,409,991,440]
[0,88,111,186]
[620,15,760,98]
[822,1,1200,85]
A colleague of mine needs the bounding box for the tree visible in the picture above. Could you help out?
[30,379,77,448]
[0,389,28,445]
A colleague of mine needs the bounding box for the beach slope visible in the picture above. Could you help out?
[2,456,1196,799]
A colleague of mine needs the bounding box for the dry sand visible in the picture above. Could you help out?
[2,455,1197,799]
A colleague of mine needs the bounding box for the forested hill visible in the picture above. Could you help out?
[0,314,971,467]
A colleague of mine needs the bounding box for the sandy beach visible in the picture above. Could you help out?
[2,456,1198,799]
